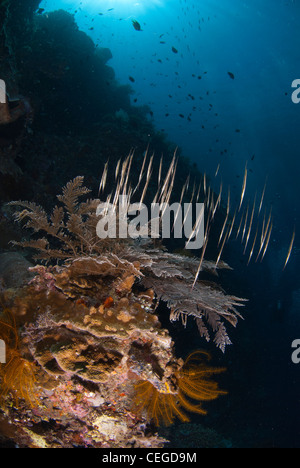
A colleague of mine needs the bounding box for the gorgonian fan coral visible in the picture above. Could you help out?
[0,151,250,446]
[9,151,246,352]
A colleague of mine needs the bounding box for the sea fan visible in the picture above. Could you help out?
[8,152,247,351]
[124,246,246,352]
[141,274,246,352]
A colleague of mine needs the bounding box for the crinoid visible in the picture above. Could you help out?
[133,350,226,426]
[0,309,38,407]
[176,350,227,415]
[133,379,187,427]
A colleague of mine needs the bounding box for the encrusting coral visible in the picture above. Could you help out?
[0,255,177,447]
[0,151,246,447]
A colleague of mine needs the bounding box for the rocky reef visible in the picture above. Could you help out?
[0,251,172,447]
[0,0,185,207]
[0,249,228,448]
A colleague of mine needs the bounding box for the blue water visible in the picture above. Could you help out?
[39,0,300,247]
[39,0,300,200]
[38,0,300,447]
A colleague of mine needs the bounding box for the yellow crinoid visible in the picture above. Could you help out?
[0,309,38,407]
[133,350,227,426]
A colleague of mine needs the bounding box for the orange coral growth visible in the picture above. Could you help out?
[103,296,114,308]
[0,309,38,407]
[176,350,227,416]
[133,350,227,426]
[133,380,189,426]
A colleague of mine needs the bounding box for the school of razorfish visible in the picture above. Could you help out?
[97,150,295,283]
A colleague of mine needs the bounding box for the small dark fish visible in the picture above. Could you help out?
[172,46,178,53]
[107,8,114,11]
[235,129,240,133]
[179,113,184,118]
[36,8,45,14]
[160,41,166,44]
[228,71,235,79]
[129,76,135,82]
[132,20,142,31]
[251,154,255,161]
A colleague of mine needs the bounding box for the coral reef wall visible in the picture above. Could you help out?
[0,0,237,449]
[0,247,228,447]
[0,0,194,210]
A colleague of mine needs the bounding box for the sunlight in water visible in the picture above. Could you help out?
[40,0,165,15]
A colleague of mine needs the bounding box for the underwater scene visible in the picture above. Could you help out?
[0,0,299,449]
